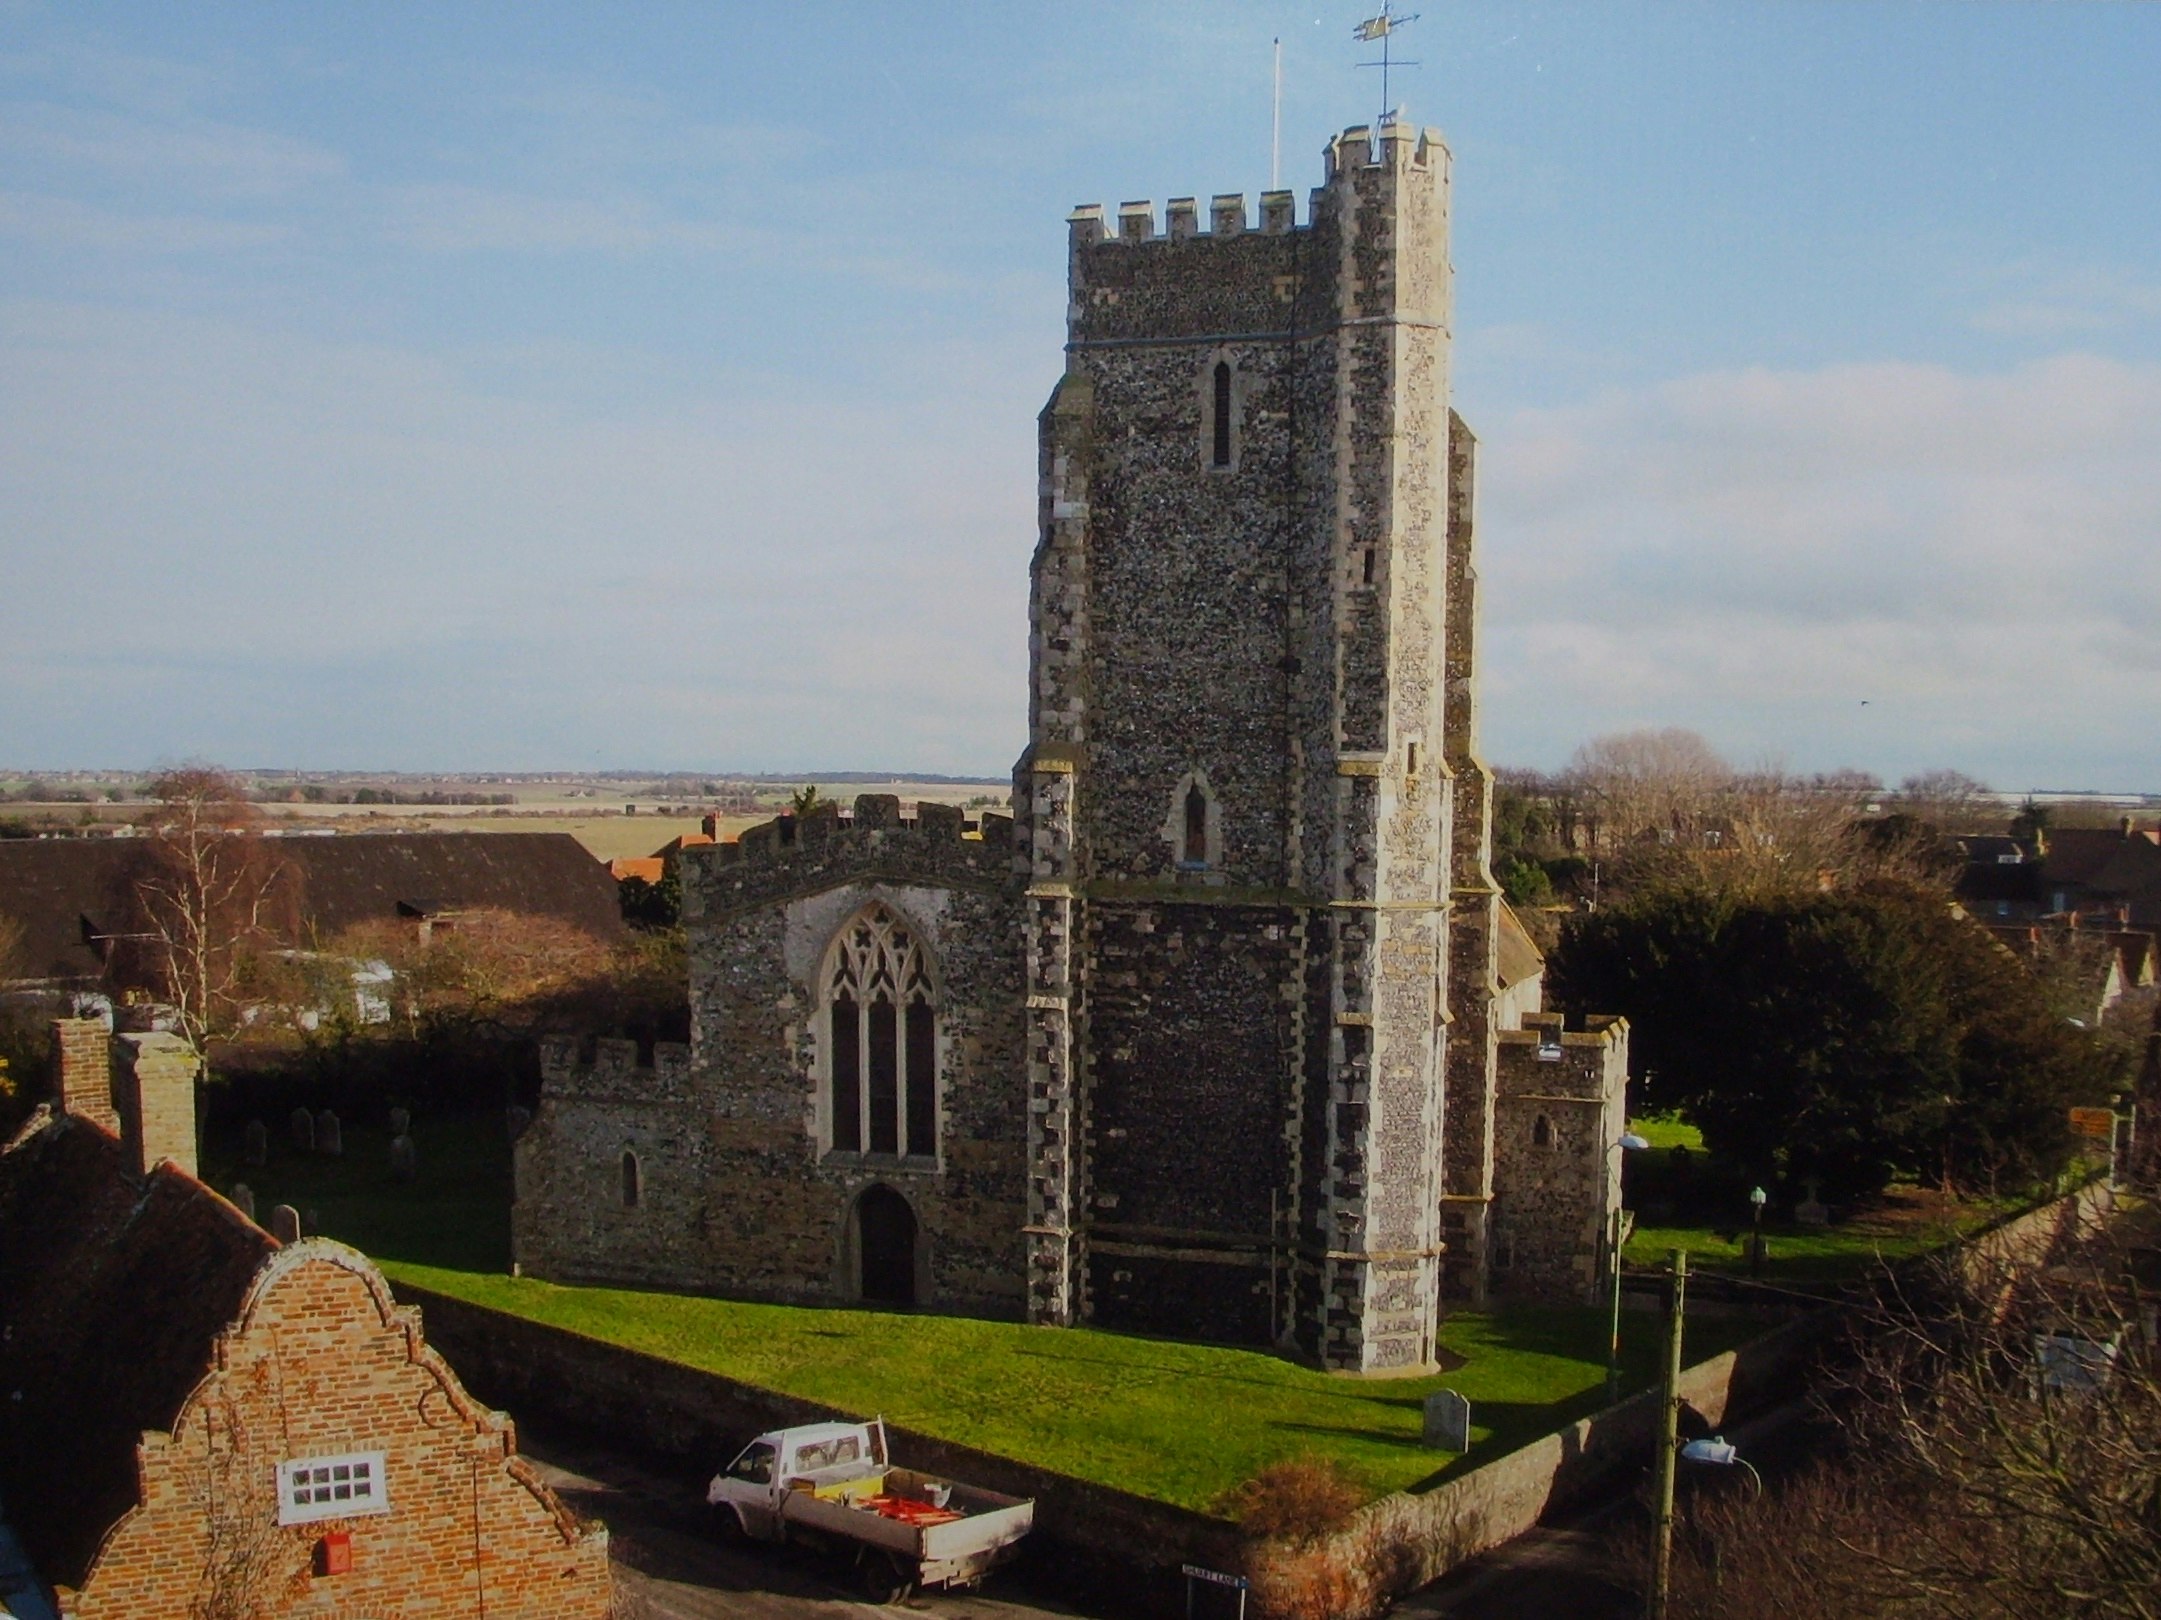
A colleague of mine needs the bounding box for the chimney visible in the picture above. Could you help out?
[701,812,719,839]
[2123,815,2136,838]
[52,1017,120,1134]
[111,1031,201,1179]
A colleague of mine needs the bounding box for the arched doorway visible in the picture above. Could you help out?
[855,1186,917,1306]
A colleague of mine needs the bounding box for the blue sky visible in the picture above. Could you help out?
[3,2,2157,789]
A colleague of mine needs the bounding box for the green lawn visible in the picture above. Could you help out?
[1629,1114,1705,1152]
[383,1261,1757,1512]
[203,1108,1757,1512]
[1624,1198,2006,1285]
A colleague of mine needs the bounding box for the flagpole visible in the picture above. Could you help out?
[1271,37,1282,191]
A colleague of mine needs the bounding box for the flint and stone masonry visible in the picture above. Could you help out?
[512,123,1628,1373]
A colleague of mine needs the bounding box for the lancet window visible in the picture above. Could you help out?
[825,905,937,1159]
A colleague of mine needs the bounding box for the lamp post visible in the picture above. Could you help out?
[1647,1249,1688,1620]
[1748,1184,1768,1278]
[1606,1132,1651,1405]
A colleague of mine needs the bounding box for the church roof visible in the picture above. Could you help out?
[1497,902,1545,991]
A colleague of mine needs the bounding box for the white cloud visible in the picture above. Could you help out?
[0,189,290,253]
[1478,354,2161,789]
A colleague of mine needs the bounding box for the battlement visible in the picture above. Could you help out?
[684,795,1017,922]
[1498,1011,1628,1052]
[537,1034,695,1102]
[1066,123,1442,248]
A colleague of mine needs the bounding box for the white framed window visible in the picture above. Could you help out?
[276,1451,389,1525]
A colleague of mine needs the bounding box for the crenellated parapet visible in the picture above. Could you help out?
[537,1034,696,1106]
[682,796,1017,924]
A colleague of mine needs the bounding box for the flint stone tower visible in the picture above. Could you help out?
[1021,123,1466,1373]
[512,123,1626,1378]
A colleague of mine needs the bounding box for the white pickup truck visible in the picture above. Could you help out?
[705,1419,1035,1602]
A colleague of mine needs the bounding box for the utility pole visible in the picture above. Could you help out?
[1647,1249,1688,1620]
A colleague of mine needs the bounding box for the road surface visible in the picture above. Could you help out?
[520,1426,1102,1620]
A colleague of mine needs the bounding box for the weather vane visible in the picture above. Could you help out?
[1353,2,1421,128]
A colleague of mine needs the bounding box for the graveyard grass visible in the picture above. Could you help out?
[205,1110,1853,1511]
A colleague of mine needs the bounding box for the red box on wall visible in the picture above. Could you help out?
[316,1532,353,1576]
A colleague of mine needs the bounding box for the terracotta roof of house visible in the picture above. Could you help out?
[609,857,666,884]
[0,831,625,985]
[1497,902,1545,991]
[0,1111,277,1585]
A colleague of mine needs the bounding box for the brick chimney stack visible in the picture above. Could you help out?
[52,1017,120,1134]
[701,812,720,840]
[112,1032,201,1180]
[52,1015,200,1178]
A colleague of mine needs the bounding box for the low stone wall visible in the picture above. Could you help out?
[403,1183,2112,1619]
[1258,1179,2119,1614]
[398,1285,1239,1614]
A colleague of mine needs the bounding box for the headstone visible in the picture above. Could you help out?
[289,1107,315,1152]
[317,1109,343,1158]
[271,1204,302,1244]
[243,1119,268,1167]
[1422,1389,1471,1452]
[390,1133,417,1184]
[1795,1178,1829,1227]
[506,1104,533,1142]
[388,1106,411,1136]
[231,1182,257,1222]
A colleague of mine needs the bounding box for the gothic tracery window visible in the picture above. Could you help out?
[825,905,937,1159]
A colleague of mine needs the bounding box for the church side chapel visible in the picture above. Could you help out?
[512,121,1629,1375]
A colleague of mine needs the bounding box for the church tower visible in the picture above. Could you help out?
[1020,124,1463,1373]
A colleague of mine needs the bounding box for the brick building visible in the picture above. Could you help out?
[513,123,1627,1373]
[0,1020,610,1620]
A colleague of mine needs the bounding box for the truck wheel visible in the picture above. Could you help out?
[861,1554,915,1604]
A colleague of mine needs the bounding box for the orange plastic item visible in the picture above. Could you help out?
[862,1495,963,1527]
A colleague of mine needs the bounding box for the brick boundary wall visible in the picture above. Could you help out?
[396,1180,2113,1619]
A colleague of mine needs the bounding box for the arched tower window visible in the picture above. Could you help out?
[1211,361,1233,467]
[824,905,937,1159]
[1532,1114,1554,1149]
[1183,783,1208,864]
[1166,772,1220,872]
[621,1149,641,1207]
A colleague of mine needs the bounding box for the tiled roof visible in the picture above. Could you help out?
[1497,902,1545,991]
[0,831,626,985]
[0,1111,276,1585]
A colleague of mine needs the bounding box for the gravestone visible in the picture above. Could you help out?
[231,1182,257,1222]
[505,1104,533,1142]
[1422,1389,1471,1452]
[243,1119,268,1167]
[271,1204,302,1244]
[390,1133,417,1184]
[388,1106,411,1136]
[289,1107,315,1152]
[1795,1178,1829,1227]
[317,1110,343,1158]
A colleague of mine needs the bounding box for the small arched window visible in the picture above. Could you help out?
[1211,361,1233,467]
[1183,783,1209,864]
[621,1149,642,1207]
[1532,1115,1553,1149]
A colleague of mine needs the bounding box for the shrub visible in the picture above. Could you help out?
[1220,1454,1365,1546]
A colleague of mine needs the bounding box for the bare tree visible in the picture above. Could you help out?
[1564,728,1734,858]
[1650,1217,2161,1620]
[111,767,296,1060]
[1893,769,1996,832]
